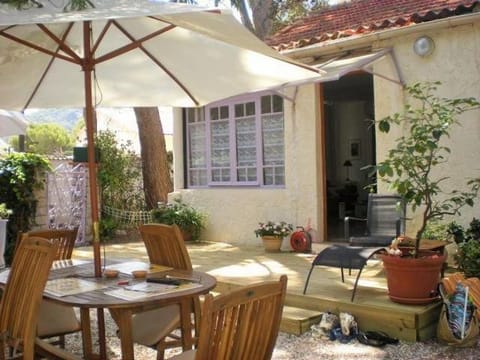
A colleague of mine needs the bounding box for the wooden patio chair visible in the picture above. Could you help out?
[169,275,288,360]
[19,228,81,348]
[344,193,405,246]
[0,236,57,359]
[110,223,198,360]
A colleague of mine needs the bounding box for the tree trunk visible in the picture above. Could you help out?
[232,0,256,34]
[134,107,172,209]
[248,0,273,40]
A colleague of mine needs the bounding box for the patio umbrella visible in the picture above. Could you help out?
[0,0,322,277]
[0,110,28,137]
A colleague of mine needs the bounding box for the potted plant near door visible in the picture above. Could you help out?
[255,221,293,252]
[0,203,12,268]
[370,82,480,304]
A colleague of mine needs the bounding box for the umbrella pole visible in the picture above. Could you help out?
[83,22,102,279]
[84,21,107,360]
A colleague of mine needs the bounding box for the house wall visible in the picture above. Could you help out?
[171,84,323,246]
[374,20,480,236]
[172,16,480,245]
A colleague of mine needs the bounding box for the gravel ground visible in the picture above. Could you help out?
[61,310,479,359]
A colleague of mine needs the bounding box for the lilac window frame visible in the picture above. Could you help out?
[186,92,285,188]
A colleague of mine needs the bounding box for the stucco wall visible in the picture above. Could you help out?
[172,84,322,246]
[374,21,480,236]
[171,17,480,245]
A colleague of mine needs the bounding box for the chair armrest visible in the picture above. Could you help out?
[344,217,367,242]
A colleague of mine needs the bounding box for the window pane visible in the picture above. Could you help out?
[210,107,218,121]
[262,112,284,185]
[187,108,195,123]
[220,105,229,119]
[263,167,273,185]
[246,101,255,116]
[273,95,283,112]
[235,102,256,182]
[235,104,244,118]
[261,95,271,114]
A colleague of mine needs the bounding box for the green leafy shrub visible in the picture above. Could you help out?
[0,152,51,264]
[453,218,480,278]
[0,203,12,219]
[150,198,207,242]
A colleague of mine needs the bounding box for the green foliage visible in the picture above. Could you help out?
[453,218,480,278]
[0,152,51,264]
[99,216,118,242]
[150,198,207,242]
[96,130,143,212]
[270,0,328,34]
[19,123,75,155]
[457,240,480,278]
[371,82,480,256]
[422,221,452,241]
[0,203,12,219]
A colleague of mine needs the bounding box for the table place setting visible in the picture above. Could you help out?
[105,278,203,301]
[44,277,109,297]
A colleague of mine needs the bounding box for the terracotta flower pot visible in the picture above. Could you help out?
[261,236,283,252]
[381,252,446,304]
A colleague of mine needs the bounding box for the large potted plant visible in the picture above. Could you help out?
[150,198,207,242]
[372,82,480,304]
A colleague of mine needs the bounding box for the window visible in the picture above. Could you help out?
[186,93,285,187]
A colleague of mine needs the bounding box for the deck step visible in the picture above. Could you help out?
[280,306,322,335]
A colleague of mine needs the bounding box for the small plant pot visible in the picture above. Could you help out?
[261,236,283,252]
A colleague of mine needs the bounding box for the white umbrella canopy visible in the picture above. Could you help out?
[0,0,320,109]
[0,0,322,277]
[0,110,28,137]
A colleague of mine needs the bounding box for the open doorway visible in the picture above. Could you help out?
[323,73,375,242]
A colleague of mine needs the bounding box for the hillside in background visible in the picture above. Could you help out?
[24,108,83,131]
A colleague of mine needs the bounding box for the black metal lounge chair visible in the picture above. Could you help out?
[303,245,385,301]
[344,193,405,246]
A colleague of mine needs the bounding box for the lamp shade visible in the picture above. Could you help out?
[343,160,352,167]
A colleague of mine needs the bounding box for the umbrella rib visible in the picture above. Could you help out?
[93,22,176,64]
[0,24,80,65]
[37,23,82,64]
[102,20,200,106]
[23,24,74,110]
[90,20,114,56]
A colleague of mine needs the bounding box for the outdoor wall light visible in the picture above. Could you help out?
[413,36,435,57]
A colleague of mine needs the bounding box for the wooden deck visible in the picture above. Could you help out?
[73,240,444,342]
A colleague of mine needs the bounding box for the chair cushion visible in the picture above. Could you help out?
[131,304,180,346]
[37,301,81,337]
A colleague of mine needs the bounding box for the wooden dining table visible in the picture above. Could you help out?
[0,259,216,360]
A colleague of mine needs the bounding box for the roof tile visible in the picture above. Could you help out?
[266,0,479,50]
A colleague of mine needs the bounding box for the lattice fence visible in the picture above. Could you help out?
[47,163,87,244]
[102,206,152,226]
